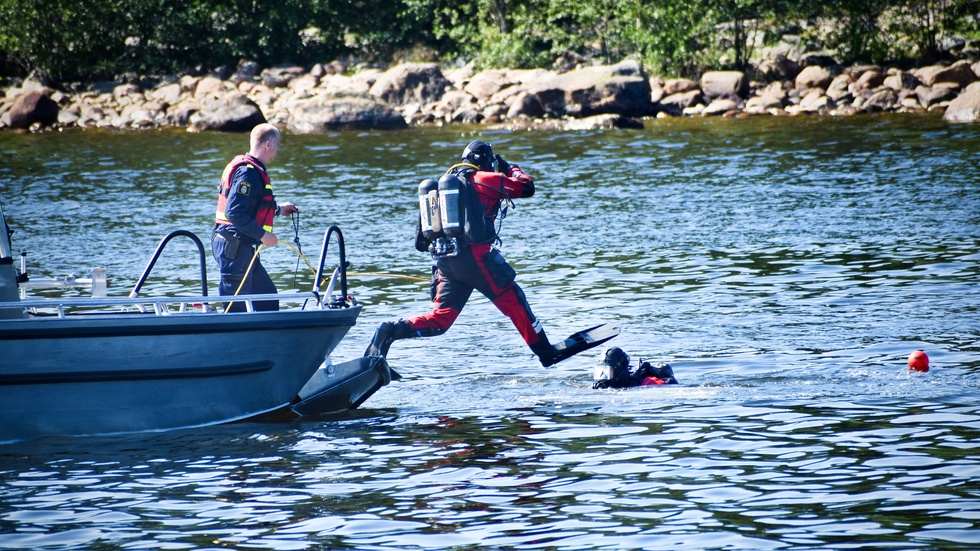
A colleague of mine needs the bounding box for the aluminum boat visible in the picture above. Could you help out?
[0,200,394,443]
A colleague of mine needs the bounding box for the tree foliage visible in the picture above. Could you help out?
[0,0,977,82]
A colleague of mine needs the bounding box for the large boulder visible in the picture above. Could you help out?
[916,61,977,87]
[850,69,886,93]
[188,92,265,132]
[862,89,898,112]
[662,78,699,95]
[827,73,853,101]
[194,76,231,98]
[506,91,546,119]
[916,84,959,108]
[744,81,787,113]
[702,97,739,116]
[795,65,834,89]
[431,89,478,121]
[700,71,749,99]
[523,60,651,117]
[757,53,801,80]
[261,66,306,89]
[287,94,407,133]
[464,69,513,102]
[2,90,59,128]
[148,82,184,105]
[799,89,835,112]
[370,63,451,106]
[883,70,921,92]
[944,81,980,122]
[656,90,703,116]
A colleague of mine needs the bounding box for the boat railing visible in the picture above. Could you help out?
[130,230,209,300]
[0,291,331,318]
[119,225,352,313]
[313,225,350,309]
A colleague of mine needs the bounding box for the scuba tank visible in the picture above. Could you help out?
[417,179,441,240]
[438,174,464,238]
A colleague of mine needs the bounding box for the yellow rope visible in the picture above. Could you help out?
[224,244,265,313]
[280,241,316,274]
[349,272,428,282]
[279,241,428,283]
[224,240,428,313]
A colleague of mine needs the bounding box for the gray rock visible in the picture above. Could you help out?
[464,70,511,102]
[827,74,853,100]
[850,69,886,93]
[194,76,228,98]
[757,53,801,80]
[432,89,477,121]
[287,94,407,132]
[288,74,320,92]
[943,81,980,122]
[916,84,959,108]
[700,71,749,99]
[523,60,651,117]
[795,66,833,89]
[657,90,703,116]
[261,66,305,89]
[883,71,921,91]
[506,91,545,119]
[702,98,739,116]
[800,89,835,111]
[916,61,977,87]
[231,61,260,84]
[862,89,898,112]
[481,103,508,123]
[149,82,184,105]
[188,92,265,132]
[800,52,839,68]
[662,78,699,95]
[370,63,451,106]
[2,90,59,128]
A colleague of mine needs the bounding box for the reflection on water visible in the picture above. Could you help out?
[1,114,979,550]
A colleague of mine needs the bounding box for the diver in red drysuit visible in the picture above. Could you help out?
[364,140,561,366]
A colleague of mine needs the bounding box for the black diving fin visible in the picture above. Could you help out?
[550,323,620,365]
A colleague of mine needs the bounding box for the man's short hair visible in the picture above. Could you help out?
[250,123,280,150]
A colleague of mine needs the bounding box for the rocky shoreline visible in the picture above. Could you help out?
[2,54,980,133]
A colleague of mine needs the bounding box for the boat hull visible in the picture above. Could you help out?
[0,306,361,441]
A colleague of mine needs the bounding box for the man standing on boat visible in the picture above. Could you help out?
[212,123,298,312]
[364,141,568,367]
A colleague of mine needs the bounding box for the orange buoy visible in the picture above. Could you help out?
[908,350,929,372]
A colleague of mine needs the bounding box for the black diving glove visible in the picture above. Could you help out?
[495,154,511,174]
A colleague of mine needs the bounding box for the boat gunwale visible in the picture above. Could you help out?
[0,291,343,314]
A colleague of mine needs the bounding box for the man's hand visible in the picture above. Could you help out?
[279,202,299,217]
[261,231,279,247]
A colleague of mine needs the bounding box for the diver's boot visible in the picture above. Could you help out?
[529,330,559,368]
[364,320,414,358]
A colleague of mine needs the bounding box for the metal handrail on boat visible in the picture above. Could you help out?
[314,226,350,308]
[131,230,209,299]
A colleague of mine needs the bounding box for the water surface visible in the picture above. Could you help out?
[1,114,978,550]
